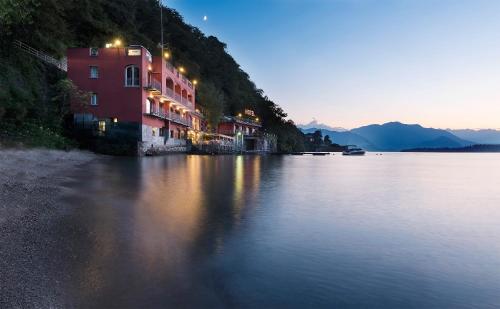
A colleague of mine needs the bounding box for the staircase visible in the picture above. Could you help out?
[13,40,67,72]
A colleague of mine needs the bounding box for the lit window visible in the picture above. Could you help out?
[90,66,99,78]
[125,65,140,87]
[89,48,98,57]
[90,93,98,106]
[98,120,106,132]
[152,127,157,137]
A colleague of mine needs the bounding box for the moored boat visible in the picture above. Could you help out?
[342,145,366,156]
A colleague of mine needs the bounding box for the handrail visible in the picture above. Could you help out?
[147,79,162,92]
[145,109,190,127]
[13,40,67,72]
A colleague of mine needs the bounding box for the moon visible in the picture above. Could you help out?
[203,15,208,21]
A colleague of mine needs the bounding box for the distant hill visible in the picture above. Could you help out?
[301,121,473,151]
[403,144,500,153]
[351,122,472,151]
[416,136,465,149]
[448,129,500,145]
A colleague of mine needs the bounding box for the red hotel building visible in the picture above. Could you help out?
[67,45,202,155]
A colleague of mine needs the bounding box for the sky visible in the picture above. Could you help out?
[166,0,500,130]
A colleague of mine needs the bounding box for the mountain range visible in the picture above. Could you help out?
[298,121,494,151]
[299,119,347,132]
[447,129,500,145]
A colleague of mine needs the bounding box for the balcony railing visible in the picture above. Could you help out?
[169,112,190,126]
[165,88,174,98]
[177,97,194,109]
[159,87,194,111]
[174,93,182,102]
[165,61,195,89]
[145,108,190,127]
[145,79,162,93]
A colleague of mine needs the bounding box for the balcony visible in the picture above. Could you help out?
[145,79,162,94]
[165,87,175,98]
[162,88,193,111]
[145,108,191,127]
[191,109,204,119]
[165,61,194,88]
[181,97,194,109]
[169,111,190,126]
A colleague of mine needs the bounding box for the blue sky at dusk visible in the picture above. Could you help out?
[167,0,500,129]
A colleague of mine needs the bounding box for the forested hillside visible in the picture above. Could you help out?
[0,0,304,151]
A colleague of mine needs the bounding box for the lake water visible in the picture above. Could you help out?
[37,154,500,307]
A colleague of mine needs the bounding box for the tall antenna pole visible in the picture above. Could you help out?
[160,0,164,56]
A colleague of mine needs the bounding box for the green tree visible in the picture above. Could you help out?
[324,135,332,146]
[312,130,323,146]
[0,0,306,151]
[197,82,224,132]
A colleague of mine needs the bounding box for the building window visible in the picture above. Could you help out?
[170,130,174,138]
[89,48,98,57]
[152,127,157,137]
[90,93,98,106]
[90,66,99,79]
[98,120,106,133]
[125,65,140,87]
[159,127,166,137]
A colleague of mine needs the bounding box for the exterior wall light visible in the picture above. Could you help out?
[114,39,122,47]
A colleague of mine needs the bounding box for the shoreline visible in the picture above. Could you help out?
[0,148,97,307]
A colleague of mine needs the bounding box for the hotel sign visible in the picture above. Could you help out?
[127,49,141,56]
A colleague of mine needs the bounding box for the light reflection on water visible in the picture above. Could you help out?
[62,153,500,308]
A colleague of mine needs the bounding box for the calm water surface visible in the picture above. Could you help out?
[59,153,500,307]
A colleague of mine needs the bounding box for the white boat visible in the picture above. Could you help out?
[342,145,366,156]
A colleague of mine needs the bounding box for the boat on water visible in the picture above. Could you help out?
[342,145,366,156]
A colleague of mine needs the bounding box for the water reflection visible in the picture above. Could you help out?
[66,155,268,307]
[57,154,500,308]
